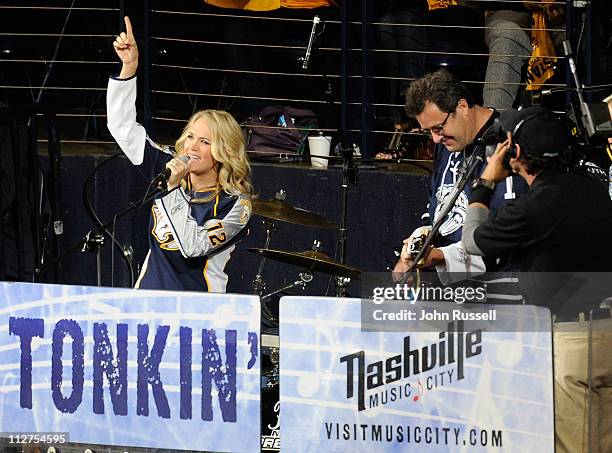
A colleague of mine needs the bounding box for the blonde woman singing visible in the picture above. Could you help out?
[107,17,253,292]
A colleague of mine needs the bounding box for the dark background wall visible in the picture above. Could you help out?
[3,2,609,158]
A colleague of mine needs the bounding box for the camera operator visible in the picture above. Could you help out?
[462,106,612,292]
[462,105,612,453]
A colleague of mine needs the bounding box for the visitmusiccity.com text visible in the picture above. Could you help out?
[323,423,503,448]
[370,283,486,305]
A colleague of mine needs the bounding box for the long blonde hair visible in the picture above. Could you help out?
[174,109,253,197]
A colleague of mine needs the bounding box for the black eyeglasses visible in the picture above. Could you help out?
[423,110,452,136]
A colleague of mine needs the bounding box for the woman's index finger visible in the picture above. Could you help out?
[124,16,133,38]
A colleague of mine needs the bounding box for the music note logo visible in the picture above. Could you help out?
[412,379,424,402]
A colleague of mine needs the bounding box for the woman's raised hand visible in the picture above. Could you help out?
[113,16,138,79]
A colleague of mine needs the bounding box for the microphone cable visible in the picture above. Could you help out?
[82,152,136,287]
[33,0,76,105]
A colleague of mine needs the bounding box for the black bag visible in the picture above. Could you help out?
[243,106,319,155]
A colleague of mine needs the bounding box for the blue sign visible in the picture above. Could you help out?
[280,297,554,452]
[0,282,260,452]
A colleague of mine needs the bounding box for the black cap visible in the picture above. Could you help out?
[497,106,571,159]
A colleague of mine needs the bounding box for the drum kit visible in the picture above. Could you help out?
[250,190,364,451]
[248,190,362,308]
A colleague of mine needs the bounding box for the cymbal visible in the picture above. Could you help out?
[251,199,337,228]
[248,248,361,279]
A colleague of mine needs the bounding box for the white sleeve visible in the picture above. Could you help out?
[106,76,146,165]
[155,189,252,259]
[435,241,486,285]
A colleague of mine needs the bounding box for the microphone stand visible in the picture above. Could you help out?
[297,11,354,297]
[402,144,486,280]
[333,141,359,297]
[35,184,167,283]
[300,14,334,138]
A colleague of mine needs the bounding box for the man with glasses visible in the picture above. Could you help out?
[394,69,527,287]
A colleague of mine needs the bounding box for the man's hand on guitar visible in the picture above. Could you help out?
[392,226,445,274]
[394,244,445,271]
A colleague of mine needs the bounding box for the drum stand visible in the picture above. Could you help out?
[335,276,350,298]
[259,240,321,301]
[252,218,278,296]
[252,218,314,322]
[261,271,313,302]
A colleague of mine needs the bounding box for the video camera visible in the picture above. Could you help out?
[481,103,610,182]
[480,39,612,180]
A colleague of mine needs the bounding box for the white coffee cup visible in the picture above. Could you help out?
[308,135,332,168]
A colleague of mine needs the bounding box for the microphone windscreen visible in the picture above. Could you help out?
[480,119,507,146]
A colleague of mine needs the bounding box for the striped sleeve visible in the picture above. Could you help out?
[156,189,252,259]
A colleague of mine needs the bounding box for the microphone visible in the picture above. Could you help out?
[301,15,321,70]
[483,121,506,146]
[473,123,506,157]
[152,155,190,189]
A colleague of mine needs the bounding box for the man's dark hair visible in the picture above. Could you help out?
[518,149,571,175]
[404,69,476,117]
[518,154,552,175]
